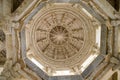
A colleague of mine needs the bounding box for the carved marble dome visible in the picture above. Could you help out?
[26,3,96,72]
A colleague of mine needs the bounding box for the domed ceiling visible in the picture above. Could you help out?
[25,3,98,75]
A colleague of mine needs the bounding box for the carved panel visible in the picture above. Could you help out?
[27,4,96,70]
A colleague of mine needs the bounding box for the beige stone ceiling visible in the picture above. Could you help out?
[0,0,120,79]
[26,3,98,74]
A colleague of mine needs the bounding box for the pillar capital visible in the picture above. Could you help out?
[111,19,120,26]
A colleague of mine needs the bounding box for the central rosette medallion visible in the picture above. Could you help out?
[50,26,69,45]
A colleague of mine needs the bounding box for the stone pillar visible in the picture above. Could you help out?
[0,0,3,18]
[100,24,107,55]
[118,27,120,53]
[2,0,13,60]
[11,22,20,64]
[3,0,12,17]
[113,26,119,57]
[3,21,20,64]
[111,20,120,57]
[107,28,113,55]
[110,20,120,71]
[5,33,13,59]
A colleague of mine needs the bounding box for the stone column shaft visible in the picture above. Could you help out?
[3,0,12,17]
[113,26,119,57]
[6,33,13,59]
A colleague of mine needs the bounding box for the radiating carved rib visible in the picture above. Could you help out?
[37,37,47,42]
[72,36,84,42]
[53,48,57,59]
[51,29,57,34]
[59,26,62,32]
[51,13,58,24]
[44,19,51,26]
[67,18,76,25]
[42,43,50,52]
[56,25,60,32]
[63,47,69,59]
[72,27,83,32]
[61,13,66,22]
[36,28,47,32]
[69,42,79,51]
[61,13,68,23]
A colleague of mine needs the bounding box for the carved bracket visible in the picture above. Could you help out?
[110,56,120,71]
[111,20,120,26]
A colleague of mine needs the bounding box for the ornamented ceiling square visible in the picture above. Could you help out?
[21,1,101,76]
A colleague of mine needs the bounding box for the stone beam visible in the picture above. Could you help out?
[79,1,105,23]
[100,24,107,55]
[96,64,114,80]
[49,75,84,80]
[24,58,49,80]
[20,28,48,79]
[24,1,46,24]
[13,0,38,21]
[20,29,27,59]
[93,0,116,19]
[81,54,104,79]
[87,62,108,80]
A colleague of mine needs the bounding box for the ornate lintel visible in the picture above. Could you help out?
[2,20,12,34]
[1,16,20,34]
[111,19,120,27]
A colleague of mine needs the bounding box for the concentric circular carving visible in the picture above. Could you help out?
[50,26,69,45]
[29,4,95,69]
